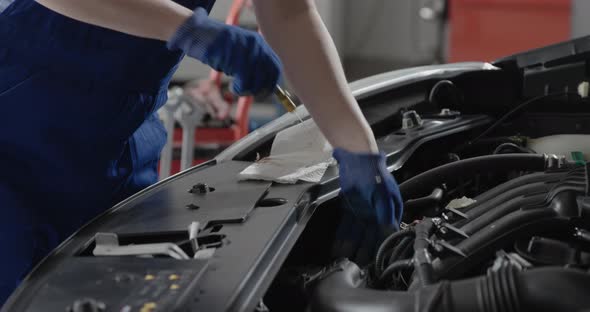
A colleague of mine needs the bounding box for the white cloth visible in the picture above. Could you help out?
[239,118,334,184]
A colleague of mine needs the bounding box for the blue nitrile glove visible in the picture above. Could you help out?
[332,148,404,264]
[167,7,282,96]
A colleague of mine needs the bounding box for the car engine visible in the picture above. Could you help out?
[313,158,590,312]
[266,143,590,311]
[262,87,590,311]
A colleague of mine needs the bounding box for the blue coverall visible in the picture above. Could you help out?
[0,0,216,302]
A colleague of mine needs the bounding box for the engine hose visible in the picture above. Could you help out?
[448,266,590,312]
[493,142,535,154]
[375,229,415,277]
[400,236,416,259]
[387,237,413,266]
[400,154,548,200]
[414,219,435,286]
[310,260,590,312]
[403,188,444,215]
[378,259,413,286]
[377,237,414,288]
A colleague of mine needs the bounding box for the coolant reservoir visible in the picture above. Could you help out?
[527,135,590,161]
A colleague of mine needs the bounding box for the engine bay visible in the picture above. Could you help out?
[260,38,590,312]
[264,102,590,311]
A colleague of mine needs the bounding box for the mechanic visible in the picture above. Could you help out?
[0,0,403,302]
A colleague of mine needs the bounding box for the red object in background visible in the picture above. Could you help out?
[449,0,571,62]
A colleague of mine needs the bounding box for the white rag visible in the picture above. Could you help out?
[238,118,334,184]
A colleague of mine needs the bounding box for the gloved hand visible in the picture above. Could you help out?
[167,7,282,96]
[331,148,404,264]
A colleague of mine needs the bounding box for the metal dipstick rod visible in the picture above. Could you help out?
[275,85,325,147]
[275,85,303,123]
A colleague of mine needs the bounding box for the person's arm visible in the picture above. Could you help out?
[253,1,403,263]
[35,0,191,41]
[36,0,281,96]
[252,0,378,154]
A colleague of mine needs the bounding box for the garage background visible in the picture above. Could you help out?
[173,0,588,83]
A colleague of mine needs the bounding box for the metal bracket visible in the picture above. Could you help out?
[92,233,190,260]
[402,110,424,130]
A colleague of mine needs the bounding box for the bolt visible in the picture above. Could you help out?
[189,183,214,194]
[402,110,423,130]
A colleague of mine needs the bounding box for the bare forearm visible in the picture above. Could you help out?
[35,0,191,41]
[253,0,378,153]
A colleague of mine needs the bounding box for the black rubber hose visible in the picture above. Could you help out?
[447,267,590,312]
[375,229,415,277]
[400,236,416,260]
[493,142,535,154]
[378,259,413,285]
[399,154,547,200]
[404,188,444,214]
[387,237,413,265]
[310,259,416,312]
[414,219,435,286]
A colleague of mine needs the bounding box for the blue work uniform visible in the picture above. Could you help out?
[0,0,215,303]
